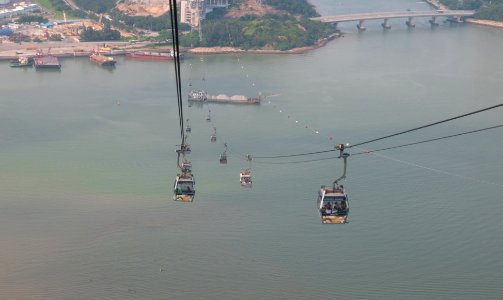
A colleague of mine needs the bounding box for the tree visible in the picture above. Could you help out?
[49,34,63,41]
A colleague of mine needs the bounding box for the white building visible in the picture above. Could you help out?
[0,3,38,19]
[180,0,228,28]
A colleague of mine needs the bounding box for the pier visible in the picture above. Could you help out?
[311,10,475,31]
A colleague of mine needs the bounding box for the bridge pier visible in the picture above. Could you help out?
[381,18,391,29]
[429,16,439,26]
[406,17,415,28]
[357,20,366,31]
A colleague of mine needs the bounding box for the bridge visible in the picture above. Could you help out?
[311,10,475,30]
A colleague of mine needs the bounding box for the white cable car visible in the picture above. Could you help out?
[206,110,211,122]
[240,155,253,187]
[239,169,252,187]
[317,145,350,224]
[173,171,195,202]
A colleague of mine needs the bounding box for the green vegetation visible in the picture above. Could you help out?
[43,0,72,13]
[440,0,483,10]
[475,3,503,21]
[73,0,116,13]
[80,23,121,41]
[441,0,503,22]
[16,15,48,24]
[36,0,78,19]
[183,14,336,51]
[49,33,63,41]
[263,0,319,17]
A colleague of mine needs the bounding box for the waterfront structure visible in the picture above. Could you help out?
[311,10,475,31]
[0,3,38,19]
[180,0,228,28]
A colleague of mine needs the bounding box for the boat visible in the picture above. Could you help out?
[90,51,116,67]
[33,49,61,70]
[188,90,261,105]
[10,56,33,68]
[126,49,181,61]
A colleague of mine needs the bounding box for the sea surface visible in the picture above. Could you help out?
[1,0,503,299]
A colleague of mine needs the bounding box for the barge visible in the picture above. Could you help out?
[34,49,61,70]
[90,51,117,66]
[188,90,261,105]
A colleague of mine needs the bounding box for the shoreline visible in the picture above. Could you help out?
[464,18,503,29]
[186,32,341,55]
[0,32,341,60]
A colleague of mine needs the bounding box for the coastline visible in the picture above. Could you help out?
[464,18,503,29]
[186,32,341,55]
[422,0,503,29]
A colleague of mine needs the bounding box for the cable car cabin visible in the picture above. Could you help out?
[219,153,227,164]
[173,173,195,202]
[317,185,349,224]
[186,126,191,133]
[206,114,211,122]
[239,170,252,188]
[210,134,217,143]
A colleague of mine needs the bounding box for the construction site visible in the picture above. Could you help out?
[116,0,170,17]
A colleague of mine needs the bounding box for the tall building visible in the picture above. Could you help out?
[180,0,228,28]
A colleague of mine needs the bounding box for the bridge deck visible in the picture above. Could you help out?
[311,10,475,23]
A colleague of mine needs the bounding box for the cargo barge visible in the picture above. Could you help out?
[126,49,180,61]
[34,49,61,70]
[188,90,261,105]
[90,51,116,66]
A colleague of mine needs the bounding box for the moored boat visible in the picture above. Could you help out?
[188,90,261,105]
[126,49,181,61]
[10,56,33,68]
[34,49,61,70]
[90,51,116,66]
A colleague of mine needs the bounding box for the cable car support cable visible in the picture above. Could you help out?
[252,123,503,164]
[252,103,503,160]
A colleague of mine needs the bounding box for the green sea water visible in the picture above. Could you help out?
[1,0,503,299]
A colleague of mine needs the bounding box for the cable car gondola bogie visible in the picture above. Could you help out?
[176,144,191,154]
